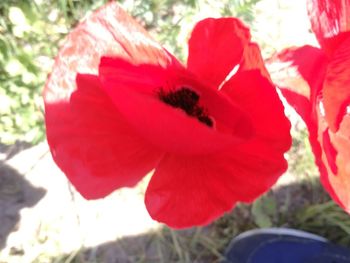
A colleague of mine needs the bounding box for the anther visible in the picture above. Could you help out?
[159,87,213,127]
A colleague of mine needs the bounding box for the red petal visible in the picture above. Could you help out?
[307,0,350,54]
[265,89,350,215]
[266,46,344,208]
[99,57,254,155]
[46,74,162,199]
[99,56,169,95]
[187,18,250,88]
[222,70,292,152]
[145,70,290,229]
[317,108,350,212]
[322,32,350,57]
[280,91,331,187]
[268,45,350,212]
[145,143,287,229]
[44,2,173,103]
[266,46,328,168]
[277,90,340,208]
[323,36,350,131]
[322,129,338,174]
[266,32,350,213]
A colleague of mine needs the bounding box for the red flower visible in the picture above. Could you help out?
[44,3,291,228]
[268,0,350,212]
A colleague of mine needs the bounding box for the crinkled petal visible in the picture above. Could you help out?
[187,17,250,88]
[327,115,350,212]
[266,46,344,208]
[317,105,350,211]
[47,74,163,199]
[267,45,350,212]
[277,91,340,208]
[267,45,328,102]
[222,70,292,152]
[145,142,287,229]
[266,46,330,180]
[99,57,254,155]
[307,0,350,54]
[322,32,350,57]
[44,3,173,198]
[268,89,350,215]
[266,23,350,213]
[44,2,174,104]
[323,36,350,131]
[280,91,332,190]
[322,128,338,174]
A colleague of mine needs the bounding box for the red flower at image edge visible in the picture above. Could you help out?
[44,3,291,228]
[268,0,350,212]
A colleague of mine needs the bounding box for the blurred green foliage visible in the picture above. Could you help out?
[0,0,260,145]
[0,0,109,144]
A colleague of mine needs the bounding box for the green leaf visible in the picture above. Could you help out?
[252,195,277,228]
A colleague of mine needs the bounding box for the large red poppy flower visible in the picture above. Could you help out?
[44,3,291,228]
[268,0,350,212]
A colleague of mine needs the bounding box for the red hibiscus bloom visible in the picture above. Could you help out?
[44,3,291,228]
[268,0,350,212]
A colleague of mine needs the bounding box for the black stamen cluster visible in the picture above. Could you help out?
[159,87,213,127]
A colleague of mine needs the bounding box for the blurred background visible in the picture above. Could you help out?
[1,0,350,262]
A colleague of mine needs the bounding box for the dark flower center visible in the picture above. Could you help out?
[159,87,213,127]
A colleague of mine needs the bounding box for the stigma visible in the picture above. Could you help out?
[159,87,213,127]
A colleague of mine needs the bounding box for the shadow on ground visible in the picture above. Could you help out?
[0,141,32,161]
[50,177,350,263]
[0,152,46,250]
[52,226,217,263]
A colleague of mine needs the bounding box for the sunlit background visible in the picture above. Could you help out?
[1,0,349,262]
